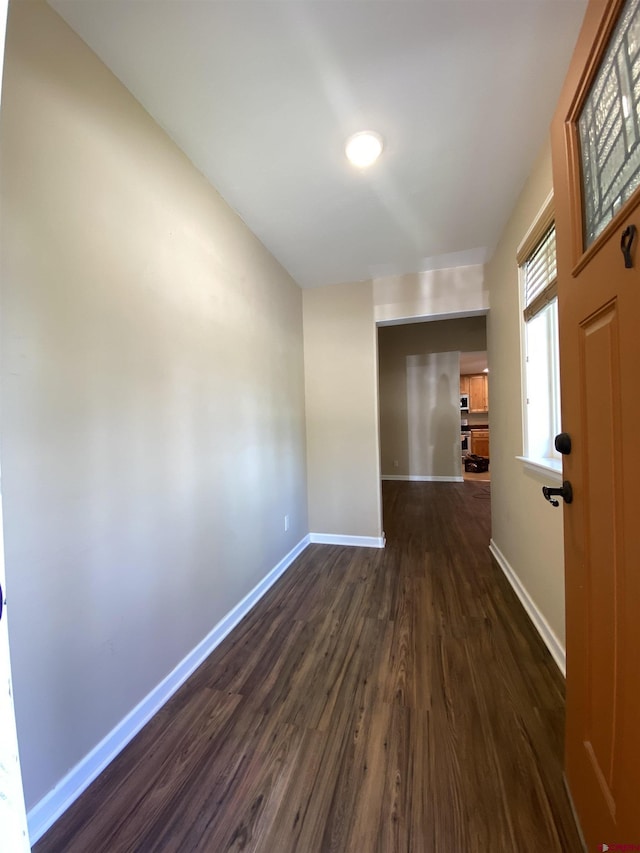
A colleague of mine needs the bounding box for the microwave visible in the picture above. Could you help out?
[460,394,469,411]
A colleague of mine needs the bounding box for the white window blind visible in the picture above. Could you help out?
[523,224,557,321]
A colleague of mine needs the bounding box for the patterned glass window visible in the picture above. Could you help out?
[579,0,640,247]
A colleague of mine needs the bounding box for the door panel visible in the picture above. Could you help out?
[580,300,621,810]
[552,0,640,847]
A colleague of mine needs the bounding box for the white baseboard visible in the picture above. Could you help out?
[489,539,566,676]
[27,534,311,845]
[381,474,464,483]
[309,532,386,548]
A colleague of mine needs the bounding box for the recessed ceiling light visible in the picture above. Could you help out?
[345,131,383,169]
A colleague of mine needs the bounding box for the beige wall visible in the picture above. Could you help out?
[303,282,382,540]
[486,140,566,654]
[373,264,488,324]
[378,317,487,476]
[302,274,488,534]
[405,351,461,479]
[0,0,307,809]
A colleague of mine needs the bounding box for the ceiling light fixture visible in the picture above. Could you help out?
[345,131,384,169]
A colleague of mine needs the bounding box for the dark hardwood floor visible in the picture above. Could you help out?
[35,481,582,852]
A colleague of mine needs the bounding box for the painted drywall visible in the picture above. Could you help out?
[302,268,488,533]
[373,264,488,324]
[303,281,382,539]
[0,0,31,847]
[378,317,487,476]
[486,140,566,649]
[0,0,307,810]
[405,351,461,479]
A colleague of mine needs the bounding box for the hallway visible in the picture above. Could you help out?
[35,481,581,852]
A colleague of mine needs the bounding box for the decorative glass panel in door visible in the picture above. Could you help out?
[578,0,640,247]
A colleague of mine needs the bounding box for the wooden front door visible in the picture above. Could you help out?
[551,0,640,847]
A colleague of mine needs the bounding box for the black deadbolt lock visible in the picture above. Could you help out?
[554,432,572,455]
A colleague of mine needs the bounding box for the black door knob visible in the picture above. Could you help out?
[542,480,573,507]
[554,432,571,455]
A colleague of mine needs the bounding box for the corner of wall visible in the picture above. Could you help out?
[302,281,382,540]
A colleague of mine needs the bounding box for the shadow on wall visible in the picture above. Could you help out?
[431,373,460,476]
[407,351,460,479]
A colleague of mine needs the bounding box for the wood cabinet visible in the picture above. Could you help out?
[460,375,470,396]
[467,373,488,412]
[471,429,490,458]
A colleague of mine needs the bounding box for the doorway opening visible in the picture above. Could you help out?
[376,314,489,533]
[460,350,490,483]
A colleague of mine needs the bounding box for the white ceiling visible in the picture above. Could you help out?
[49,0,587,289]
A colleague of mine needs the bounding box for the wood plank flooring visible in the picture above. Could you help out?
[35,481,582,852]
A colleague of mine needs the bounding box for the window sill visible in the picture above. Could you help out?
[516,456,563,483]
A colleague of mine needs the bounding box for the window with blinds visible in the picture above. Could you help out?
[523,224,557,321]
[517,193,562,467]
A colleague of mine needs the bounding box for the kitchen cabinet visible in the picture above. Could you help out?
[470,430,490,457]
[471,429,490,458]
[460,373,489,411]
[468,373,488,412]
